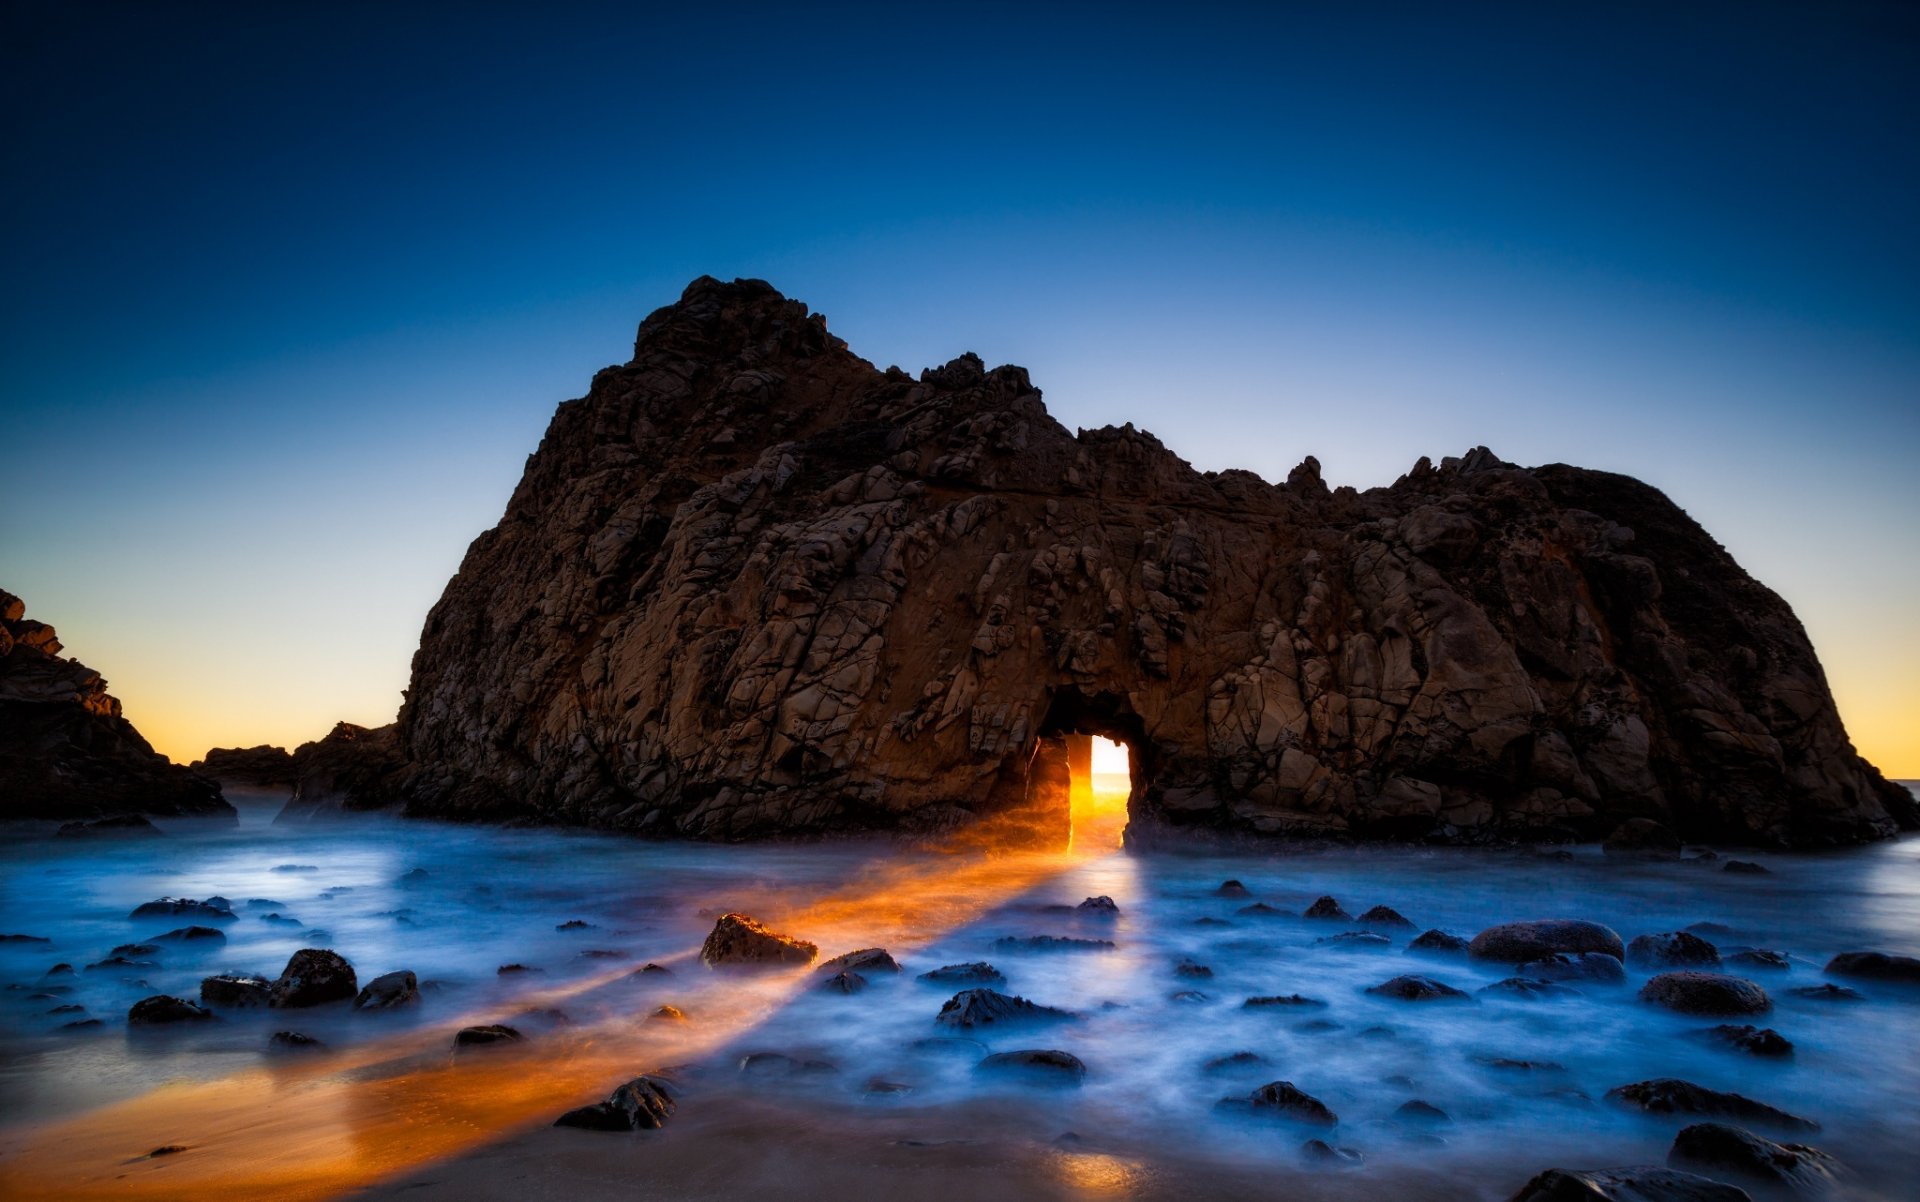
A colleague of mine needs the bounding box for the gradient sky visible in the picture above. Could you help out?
[3,2,1916,774]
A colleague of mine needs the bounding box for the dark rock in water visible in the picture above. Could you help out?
[268,1030,324,1052]
[1300,1138,1365,1166]
[554,1076,677,1132]
[1823,951,1920,983]
[1216,880,1252,898]
[1640,972,1771,1016]
[1244,994,1327,1009]
[633,962,673,977]
[1394,1099,1453,1126]
[555,920,595,931]
[1236,903,1288,916]
[1367,975,1472,1002]
[1606,1079,1819,1132]
[353,970,420,1011]
[738,1051,836,1076]
[1076,895,1119,914]
[1722,950,1790,972]
[397,867,429,883]
[699,913,817,968]
[57,814,163,838]
[1407,929,1471,956]
[273,722,405,823]
[1627,932,1722,970]
[200,974,272,1008]
[42,963,75,976]
[1359,905,1415,929]
[257,912,303,926]
[818,970,868,995]
[936,988,1074,1029]
[454,1024,523,1048]
[1477,1057,1566,1073]
[1304,896,1352,921]
[154,926,226,944]
[648,1004,687,1022]
[1317,931,1392,951]
[248,898,290,909]
[975,1048,1087,1086]
[819,947,900,975]
[1482,977,1581,1001]
[0,591,234,823]
[863,1077,913,1097]
[270,865,318,873]
[46,1003,86,1014]
[1603,818,1683,858]
[1203,1051,1271,1072]
[1694,1025,1793,1058]
[129,995,214,1025]
[1786,984,1861,1002]
[190,744,296,789]
[111,943,160,957]
[0,933,51,943]
[270,949,358,1008]
[61,1018,104,1030]
[918,962,1005,986]
[87,955,157,971]
[1506,1166,1754,1201]
[1192,916,1233,927]
[1174,957,1213,979]
[992,935,1116,953]
[1667,1122,1843,1194]
[578,949,627,960]
[1723,860,1770,875]
[130,898,234,922]
[1519,952,1628,984]
[1169,989,1210,1004]
[497,963,542,976]
[1471,921,1625,964]
[332,280,1916,849]
[1245,1080,1339,1127]
[147,1145,187,1157]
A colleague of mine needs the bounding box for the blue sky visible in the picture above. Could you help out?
[2,2,1916,770]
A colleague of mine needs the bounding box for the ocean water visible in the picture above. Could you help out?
[1,790,1916,1200]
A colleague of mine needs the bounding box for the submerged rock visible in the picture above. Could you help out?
[1076,895,1119,914]
[1695,1025,1792,1058]
[129,995,214,1025]
[817,970,868,995]
[699,913,817,968]
[1723,860,1770,875]
[1470,921,1625,965]
[353,970,420,1011]
[1358,905,1415,929]
[1304,896,1352,921]
[154,925,226,943]
[268,1030,324,1052]
[555,1076,677,1131]
[1243,1080,1339,1127]
[1722,950,1790,972]
[1481,977,1582,1001]
[1244,994,1327,1009]
[1317,931,1392,951]
[935,988,1073,1029]
[1407,929,1471,955]
[1606,1079,1818,1133]
[1627,932,1722,970]
[453,1024,522,1048]
[1174,957,1214,979]
[991,935,1116,953]
[1786,984,1860,1002]
[1203,1051,1272,1072]
[269,949,358,1008]
[130,898,234,922]
[975,1048,1086,1086]
[1667,1123,1842,1195]
[1519,952,1628,984]
[1639,972,1771,1016]
[1216,880,1252,898]
[200,974,272,1008]
[1506,1166,1753,1201]
[918,962,1005,986]
[818,947,900,975]
[1301,1138,1365,1166]
[1393,1099,1453,1126]
[1823,951,1920,983]
[1367,975,1472,1002]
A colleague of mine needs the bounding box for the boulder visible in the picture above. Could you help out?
[268,1030,324,1052]
[130,898,234,922]
[454,1024,523,1048]
[935,988,1073,1029]
[1203,1051,1272,1072]
[1174,957,1213,979]
[1506,1167,1753,1201]
[1407,929,1471,955]
[1471,921,1625,964]
[1606,1079,1818,1132]
[129,995,214,1024]
[554,1075,676,1131]
[1481,977,1581,1000]
[1639,972,1771,1016]
[1216,880,1252,898]
[1627,933,1722,970]
[1394,1099,1453,1126]
[1244,1080,1338,1127]
[818,970,867,995]
[1696,1025,1792,1058]
[974,1048,1087,1086]
[1304,896,1352,920]
[153,925,226,943]
[1667,1123,1842,1195]
[1822,951,1920,983]
[269,949,358,1008]
[992,935,1115,952]
[1300,1138,1365,1166]
[1244,994,1327,1009]
[1358,905,1415,929]
[1076,896,1119,914]
[918,962,1005,986]
[1518,952,1628,984]
[200,974,272,1008]
[699,913,817,968]
[353,970,420,1010]
[1366,975,1472,1002]
[818,947,901,975]
[1317,932,1392,951]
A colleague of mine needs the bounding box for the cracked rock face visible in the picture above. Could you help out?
[369,277,1912,847]
[0,589,232,822]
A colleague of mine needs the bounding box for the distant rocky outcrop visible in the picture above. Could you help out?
[190,745,297,790]
[272,722,402,823]
[342,278,1911,847]
[0,589,231,822]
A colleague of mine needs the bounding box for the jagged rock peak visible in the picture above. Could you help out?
[357,278,1910,848]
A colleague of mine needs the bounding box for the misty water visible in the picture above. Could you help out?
[3,790,1917,1200]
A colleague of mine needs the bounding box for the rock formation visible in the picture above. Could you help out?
[189,745,297,790]
[357,277,1910,847]
[0,589,231,822]
[271,722,403,823]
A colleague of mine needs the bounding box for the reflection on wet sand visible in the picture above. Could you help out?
[0,788,1132,1201]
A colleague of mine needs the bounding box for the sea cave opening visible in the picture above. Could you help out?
[1024,688,1148,852]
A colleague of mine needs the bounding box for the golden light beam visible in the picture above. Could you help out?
[0,785,1131,1200]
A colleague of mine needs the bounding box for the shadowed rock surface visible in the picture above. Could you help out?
[294,279,1913,845]
[1667,1123,1842,1195]
[273,722,405,823]
[554,1075,676,1131]
[1606,1079,1818,1133]
[0,589,232,822]
[189,744,296,789]
[1507,1167,1753,1201]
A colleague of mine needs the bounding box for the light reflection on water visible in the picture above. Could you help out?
[0,792,1916,1201]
